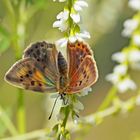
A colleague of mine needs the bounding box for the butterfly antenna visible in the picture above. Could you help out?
[48,94,60,120]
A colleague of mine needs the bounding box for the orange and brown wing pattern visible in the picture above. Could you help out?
[67,40,93,77]
[66,56,98,93]
[5,58,57,93]
[66,40,98,93]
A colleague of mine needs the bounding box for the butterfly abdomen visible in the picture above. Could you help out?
[58,52,68,75]
[57,52,68,93]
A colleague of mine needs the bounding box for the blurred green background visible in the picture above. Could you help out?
[0,0,140,140]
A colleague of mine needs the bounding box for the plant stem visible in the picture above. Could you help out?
[17,89,26,134]
[0,106,18,136]
[98,86,117,111]
[62,106,70,129]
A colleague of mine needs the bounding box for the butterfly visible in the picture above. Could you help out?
[5,40,98,95]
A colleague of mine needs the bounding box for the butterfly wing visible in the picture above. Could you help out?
[67,40,93,77]
[23,41,59,84]
[5,58,57,92]
[66,41,98,93]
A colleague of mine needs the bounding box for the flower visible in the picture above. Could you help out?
[128,0,140,11]
[112,52,127,63]
[133,34,140,46]
[106,75,136,93]
[55,30,90,47]
[73,100,84,113]
[69,31,91,42]
[55,37,68,47]
[80,87,92,96]
[128,49,140,69]
[70,13,80,23]
[74,0,88,11]
[117,77,136,93]
[106,65,128,85]
[114,65,128,75]
[122,19,139,37]
[106,73,120,84]
[53,10,69,32]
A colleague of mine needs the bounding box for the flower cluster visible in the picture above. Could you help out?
[128,0,140,11]
[106,0,140,93]
[53,0,90,47]
[48,95,85,139]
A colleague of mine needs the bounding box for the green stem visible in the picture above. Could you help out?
[17,89,26,134]
[0,106,18,136]
[62,106,70,128]
[98,86,117,111]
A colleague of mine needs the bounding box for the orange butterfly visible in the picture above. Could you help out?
[5,40,98,94]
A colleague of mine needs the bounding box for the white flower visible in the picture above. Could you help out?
[114,65,128,75]
[55,37,68,47]
[106,73,120,84]
[70,13,80,23]
[74,0,88,11]
[53,10,69,32]
[73,100,84,113]
[133,34,140,46]
[76,31,91,39]
[106,65,127,84]
[112,52,127,63]
[122,19,139,37]
[80,87,92,96]
[53,20,68,32]
[56,11,69,20]
[128,49,140,69]
[129,0,140,11]
[117,78,137,93]
[69,31,91,42]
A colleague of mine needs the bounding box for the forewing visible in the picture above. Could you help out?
[66,56,98,93]
[5,58,57,93]
[23,41,59,83]
[67,40,93,77]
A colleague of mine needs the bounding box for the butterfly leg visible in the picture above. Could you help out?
[60,93,68,105]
